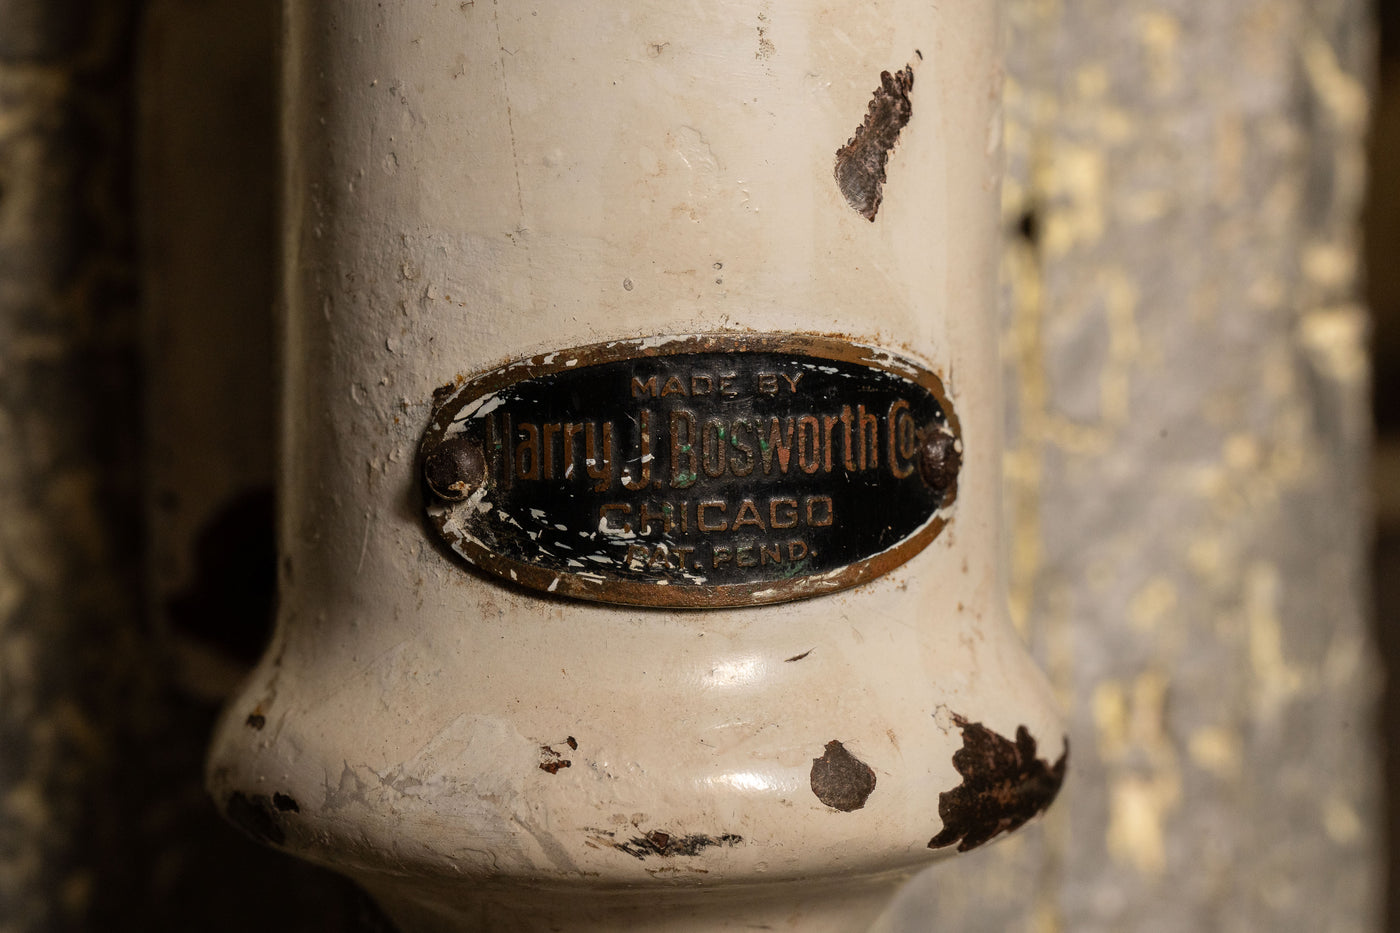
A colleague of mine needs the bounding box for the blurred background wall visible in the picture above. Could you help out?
[0,0,1389,929]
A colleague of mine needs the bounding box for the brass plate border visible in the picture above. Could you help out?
[420,333,960,609]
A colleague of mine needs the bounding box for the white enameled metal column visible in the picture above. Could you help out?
[208,2,1064,929]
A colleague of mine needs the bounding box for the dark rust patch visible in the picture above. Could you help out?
[784,648,814,663]
[244,711,266,730]
[224,792,285,846]
[539,743,572,774]
[835,66,915,221]
[810,739,877,811]
[611,830,743,860]
[927,714,1068,852]
[272,792,300,813]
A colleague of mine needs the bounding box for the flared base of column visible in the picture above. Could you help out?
[360,871,909,933]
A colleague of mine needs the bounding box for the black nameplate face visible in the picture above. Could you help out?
[420,334,960,608]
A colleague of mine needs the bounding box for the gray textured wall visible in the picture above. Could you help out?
[886,0,1381,929]
[0,0,1382,930]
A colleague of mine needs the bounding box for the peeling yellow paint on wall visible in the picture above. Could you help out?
[1138,11,1181,94]
[1097,669,1182,876]
[1186,537,1233,592]
[1128,577,1177,631]
[1322,795,1364,847]
[1245,562,1306,716]
[1073,64,1110,100]
[1187,726,1242,780]
[1032,898,1063,933]
[1117,188,1173,225]
[1041,145,1105,260]
[1001,169,1048,636]
[1106,773,1179,876]
[1301,34,1370,131]
[1099,269,1141,425]
[1091,680,1128,758]
[1213,113,1245,204]
[1298,304,1368,385]
[1302,243,1358,293]
[1222,434,1262,474]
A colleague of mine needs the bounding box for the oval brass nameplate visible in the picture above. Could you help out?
[420,334,960,608]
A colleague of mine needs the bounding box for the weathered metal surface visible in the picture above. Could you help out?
[422,334,960,607]
[207,2,1060,930]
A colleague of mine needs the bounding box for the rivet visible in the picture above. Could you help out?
[423,436,487,501]
[918,430,961,501]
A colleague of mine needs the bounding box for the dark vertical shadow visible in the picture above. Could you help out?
[1366,2,1400,932]
[105,1,394,929]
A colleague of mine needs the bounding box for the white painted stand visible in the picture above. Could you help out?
[208,2,1063,929]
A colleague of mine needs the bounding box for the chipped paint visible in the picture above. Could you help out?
[928,715,1067,852]
[590,829,744,860]
[810,740,878,812]
[834,66,916,221]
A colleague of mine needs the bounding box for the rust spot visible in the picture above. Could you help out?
[784,648,814,662]
[539,743,572,774]
[606,830,743,859]
[272,792,300,813]
[810,740,877,811]
[566,735,578,750]
[756,12,775,60]
[835,65,915,221]
[245,711,266,730]
[224,792,285,846]
[927,714,1068,852]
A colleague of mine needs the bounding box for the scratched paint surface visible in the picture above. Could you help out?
[878,1,1380,931]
